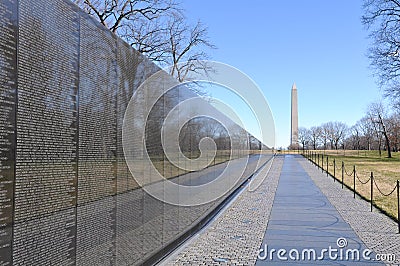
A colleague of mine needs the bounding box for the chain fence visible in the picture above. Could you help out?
[303,150,400,234]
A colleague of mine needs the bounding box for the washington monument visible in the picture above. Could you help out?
[291,83,298,148]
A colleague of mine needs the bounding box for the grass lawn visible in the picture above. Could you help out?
[306,150,399,220]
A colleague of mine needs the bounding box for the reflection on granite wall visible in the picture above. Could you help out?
[0,0,272,265]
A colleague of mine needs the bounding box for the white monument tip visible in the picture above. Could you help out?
[292,82,297,90]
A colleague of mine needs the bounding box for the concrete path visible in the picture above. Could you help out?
[257,155,384,265]
[299,155,400,266]
[162,155,400,265]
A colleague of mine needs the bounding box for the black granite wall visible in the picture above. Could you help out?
[0,0,272,264]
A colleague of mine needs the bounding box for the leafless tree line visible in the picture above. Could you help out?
[297,102,400,158]
[73,0,216,82]
[363,0,400,109]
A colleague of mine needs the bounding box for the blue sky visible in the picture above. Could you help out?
[181,0,383,148]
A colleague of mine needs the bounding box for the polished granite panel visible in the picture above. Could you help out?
[0,0,271,264]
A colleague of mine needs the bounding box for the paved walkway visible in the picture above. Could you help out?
[162,155,400,265]
[299,156,400,266]
[257,155,384,265]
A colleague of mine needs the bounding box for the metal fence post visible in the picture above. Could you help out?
[370,172,373,212]
[322,154,324,173]
[353,165,356,199]
[333,159,336,182]
[318,154,320,168]
[326,156,329,177]
[341,161,344,189]
[397,180,399,234]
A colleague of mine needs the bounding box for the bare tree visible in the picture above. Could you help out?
[164,14,216,82]
[362,0,400,105]
[367,101,392,157]
[386,112,400,152]
[357,116,374,150]
[74,0,178,62]
[74,0,216,81]
[324,122,335,149]
[310,126,321,150]
[322,122,348,150]
[331,122,348,150]
[298,127,311,151]
[75,0,175,33]
[349,124,361,151]
[320,123,330,151]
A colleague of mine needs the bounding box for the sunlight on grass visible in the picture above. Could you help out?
[306,150,399,220]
